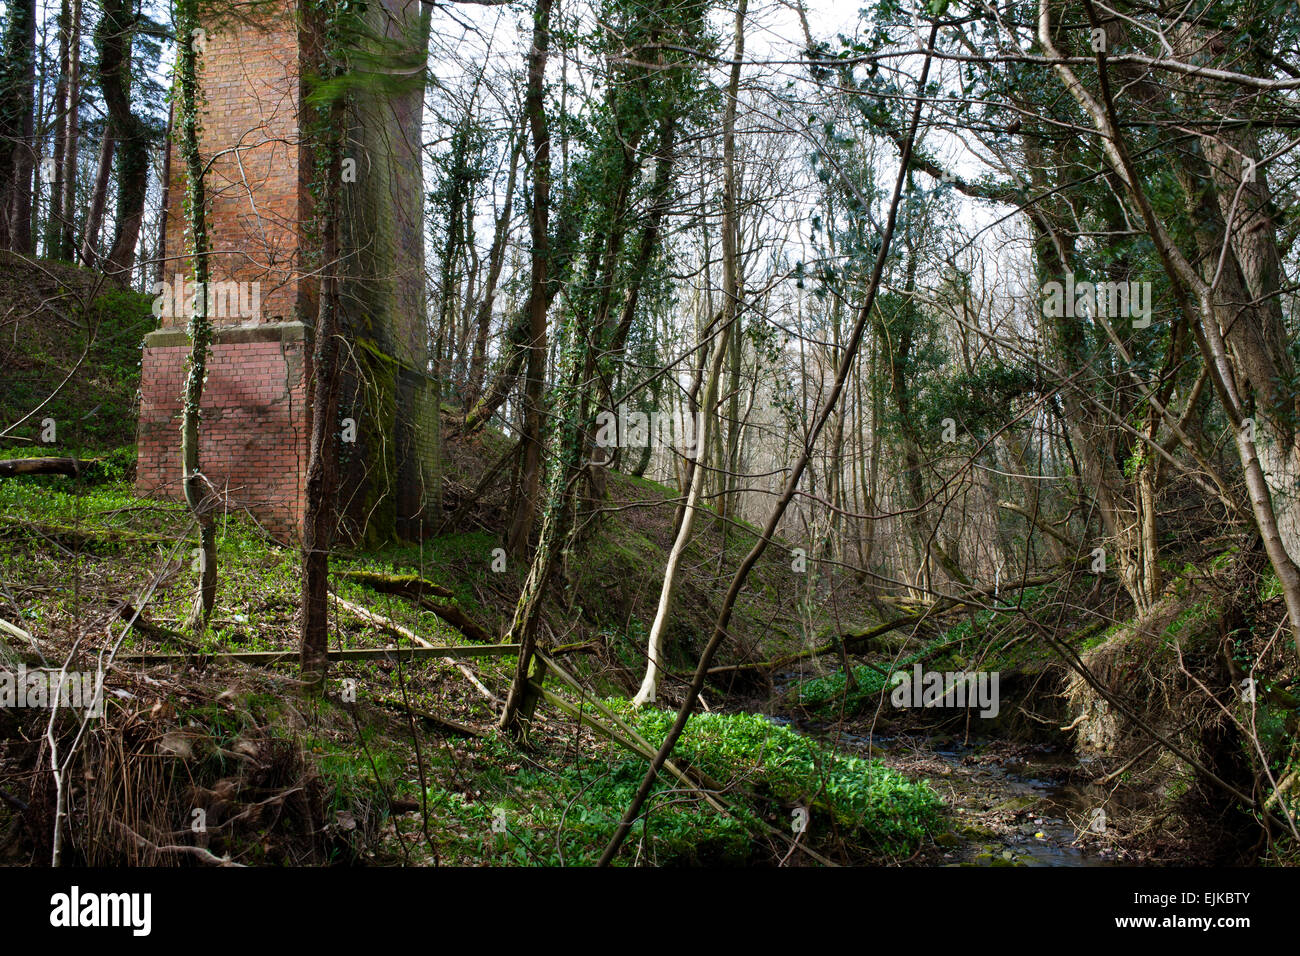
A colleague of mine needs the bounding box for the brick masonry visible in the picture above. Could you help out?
[136,0,436,544]
[136,324,310,541]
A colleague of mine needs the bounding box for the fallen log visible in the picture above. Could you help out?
[0,516,172,550]
[334,570,495,643]
[334,569,453,600]
[708,613,928,675]
[372,696,488,737]
[0,457,100,477]
[330,594,499,703]
[421,602,496,644]
[709,571,1073,675]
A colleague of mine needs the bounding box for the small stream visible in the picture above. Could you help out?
[911,737,1116,867]
[776,716,1119,867]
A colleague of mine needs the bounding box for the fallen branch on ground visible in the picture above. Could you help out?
[0,516,172,549]
[330,594,499,703]
[709,571,1073,674]
[371,696,488,737]
[0,457,100,477]
[0,617,43,665]
[116,603,194,647]
[112,819,244,867]
[709,614,930,674]
[334,570,452,600]
[334,571,495,643]
[331,593,435,647]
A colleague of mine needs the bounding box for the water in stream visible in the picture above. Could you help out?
[780,717,1119,867]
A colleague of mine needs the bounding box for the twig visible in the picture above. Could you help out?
[112,819,244,866]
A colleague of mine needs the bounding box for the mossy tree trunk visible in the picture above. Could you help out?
[504,0,553,559]
[175,0,216,635]
[299,0,349,685]
[1038,3,1300,657]
[499,306,597,735]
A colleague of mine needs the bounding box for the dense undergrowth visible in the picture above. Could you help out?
[0,463,938,865]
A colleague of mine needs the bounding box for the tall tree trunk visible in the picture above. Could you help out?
[59,0,81,261]
[98,0,149,281]
[175,0,216,634]
[498,279,600,734]
[633,318,731,706]
[631,0,746,706]
[817,291,846,569]
[465,130,522,407]
[44,0,72,258]
[299,100,346,684]
[464,191,579,434]
[80,128,113,266]
[435,122,471,395]
[30,11,52,247]
[720,268,743,521]
[1039,0,1300,656]
[504,0,553,558]
[880,244,969,591]
[11,0,36,254]
[0,0,37,252]
[1176,50,1300,565]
